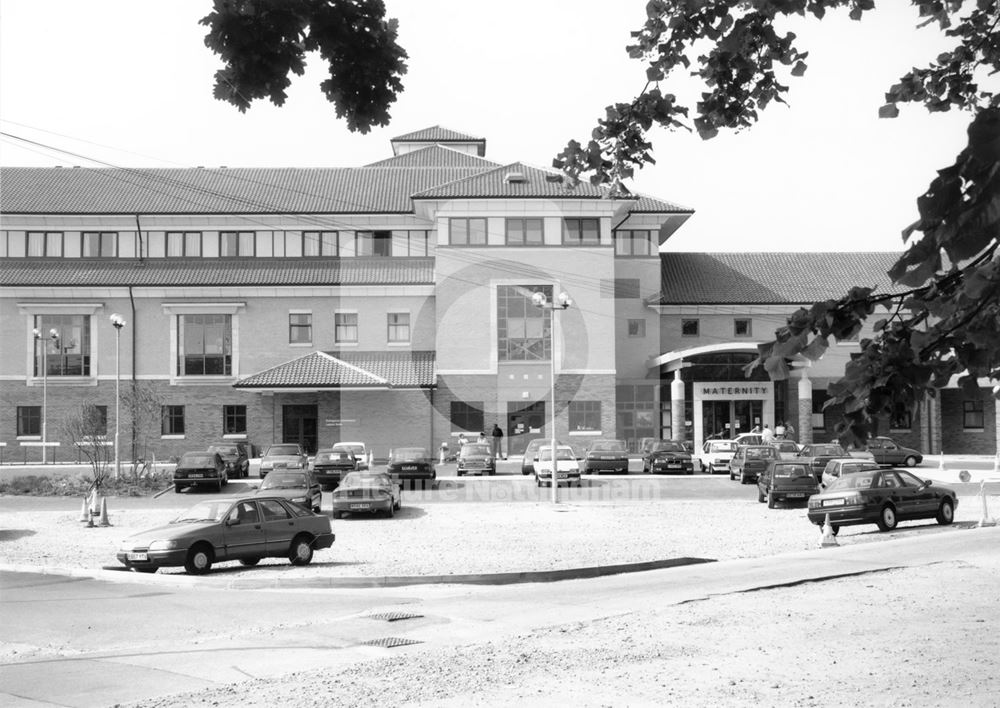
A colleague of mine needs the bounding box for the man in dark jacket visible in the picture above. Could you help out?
[490,423,504,460]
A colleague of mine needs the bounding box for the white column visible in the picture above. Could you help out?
[671,369,685,443]
[797,372,813,446]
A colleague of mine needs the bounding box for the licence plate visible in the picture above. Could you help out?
[350,503,371,510]
[127,552,148,561]
[667,463,681,468]
[188,473,203,478]
[557,473,568,479]
[823,498,846,506]
[786,492,805,498]
[402,465,417,471]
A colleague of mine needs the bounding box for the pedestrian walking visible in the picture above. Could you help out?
[491,423,504,459]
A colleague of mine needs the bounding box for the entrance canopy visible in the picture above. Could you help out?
[648,342,763,373]
[234,351,435,392]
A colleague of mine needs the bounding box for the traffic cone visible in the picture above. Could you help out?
[78,496,90,522]
[820,514,839,547]
[98,497,111,527]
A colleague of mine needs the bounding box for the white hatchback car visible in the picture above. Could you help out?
[701,440,738,475]
[332,441,369,470]
[534,445,582,487]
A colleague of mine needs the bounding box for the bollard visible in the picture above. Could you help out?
[820,513,839,548]
[938,452,945,471]
[977,480,996,528]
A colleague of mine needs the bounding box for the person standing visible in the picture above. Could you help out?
[775,421,786,439]
[490,423,504,460]
[761,424,775,444]
[784,420,796,442]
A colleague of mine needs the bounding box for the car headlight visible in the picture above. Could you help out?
[290,496,307,503]
[148,540,180,551]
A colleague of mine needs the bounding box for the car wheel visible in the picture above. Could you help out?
[239,557,260,567]
[739,473,747,484]
[767,491,776,509]
[904,455,918,467]
[457,471,463,477]
[387,502,395,518]
[174,483,184,493]
[936,499,954,525]
[222,471,228,486]
[289,535,314,566]
[876,505,898,532]
[707,465,715,475]
[184,544,213,574]
[332,511,342,519]
[730,471,736,481]
[830,524,841,536]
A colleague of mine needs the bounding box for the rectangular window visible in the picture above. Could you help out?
[615,230,655,256]
[391,230,429,256]
[562,218,600,245]
[497,284,550,361]
[81,232,117,257]
[17,406,41,437]
[451,401,484,433]
[387,312,410,343]
[890,402,912,430]
[220,231,255,257]
[178,314,232,375]
[569,401,602,431]
[338,232,357,257]
[681,319,699,337]
[164,231,202,257]
[224,405,247,434]
[34,315,91,376]
[27,231,63,257]
[302,231,322,257]
[356,231,392,257]
[289,313,312,344]
[627,319,646,337]
[506,218,544,246]
[162,405,185,435]
[449,218,487,246]
[963,400,984,429]
[734,318,752,337]
[335,312,358,344]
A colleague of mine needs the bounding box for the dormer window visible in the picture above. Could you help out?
[503,171,527,184]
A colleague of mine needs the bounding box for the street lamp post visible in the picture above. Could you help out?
[110,313,127,481]
[531,290,573,504]
[33,327,60,464]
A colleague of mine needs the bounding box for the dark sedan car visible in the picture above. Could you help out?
[797,443,850,482]
[207,442,251,479]
[581,439,630,474]
[173,451,228,493]
[757,461,820,508]
[807,468,957,533]
[729,445,778,484]
[387,447,436,487]
[255,469,322,513]
[312,448,359,490]
[865,436,923,467]
[332,472,402,518]
[116,496,334,574]
[641,440,694,474]
[457,443,496,476]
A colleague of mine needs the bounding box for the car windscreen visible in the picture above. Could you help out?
[461,444,491,457]
[317,451,353,461]
[709,442,737,452]
[811,446,845,456]
[773,464,812,478]
[391,448,427,460]
[334,444,364,455]
[653,443,685,452]
[266,445,301,456]
[745,448,776,459]
[828,473,877,490]
[590,441,626,452]
[179,454,215,467]
[260,473,307,489]
[540,448,574,461]
[341,473,391,487]
[173,501,230,523]
[207,446,238,455]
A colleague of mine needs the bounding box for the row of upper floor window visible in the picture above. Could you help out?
[0,221,658,259]
[678,317,860,341]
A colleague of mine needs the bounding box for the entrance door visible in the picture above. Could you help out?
[507,401,546,456]
[733,401,762,437]
[703,401,731,440]
[282,404,318,454]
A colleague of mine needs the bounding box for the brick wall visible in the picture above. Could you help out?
[941,389,996,455]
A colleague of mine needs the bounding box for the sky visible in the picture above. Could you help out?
[0,0,976,253]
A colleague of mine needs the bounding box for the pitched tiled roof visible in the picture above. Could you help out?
[657,252,901,304]
[364,144,499,168]
[0,167,492,214]
[631,193,693,213]
[412,162,606,200]
[234,351,435,389]
[0,257,435,287]
[390,125,484,143]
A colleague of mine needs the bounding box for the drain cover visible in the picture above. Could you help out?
[365,611,424,622]
[360,637,423,649]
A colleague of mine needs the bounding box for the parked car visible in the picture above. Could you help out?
[521,437,569,475]
[797,443,850,482]
[581,439,630,474]
[729,445,778,484]
[641,440,693,474]
[700,439,738,475]
[807,468,958,533]
[116,496,334,574]
[757,461,821,508]
[534,445,582,487]
[820,458,881,489]
[332,441,369,470]
[769,440,801,460]
[312,448,359,490]
[259,443,309,478]
[732,433,763,447]
[173,451,228,493]
[331,471,402,518]
[387,447,436,487]
[457,443,496,476]
[206,441,252,478]
[255,469,322,513]
[864,436,923,467]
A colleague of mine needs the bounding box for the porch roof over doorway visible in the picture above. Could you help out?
[647,342,763,373]
[234,351,436,390]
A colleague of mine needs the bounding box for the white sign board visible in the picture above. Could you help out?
[696,382,773,400]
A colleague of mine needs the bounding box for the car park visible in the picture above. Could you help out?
[206,441,252,478]
[457,443,496,476]
[332,441,369,470]
[729,445,778,484]
[254,469,322,513]
[797,443,850,482]
[331,471,402,518]
[259,443,309,478]
[769,440,801,460]
[312,448,359,490]
[534,445,582,487]
[580,439,630,474]
[173,451,228,493]
[641,440,693,474]
[757,461,820,508]
[807,468,957,533]
[387,447,436,487]
[820,458,881,489]
[700,440,738,475]
[864,436,923,467]
[116,496,334,574]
